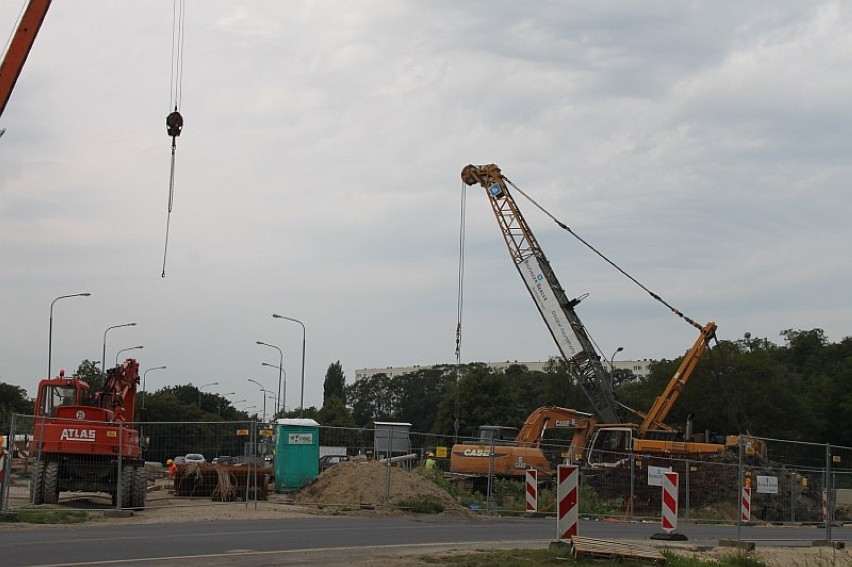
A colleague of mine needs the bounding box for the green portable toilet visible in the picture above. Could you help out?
[274,418,320,492]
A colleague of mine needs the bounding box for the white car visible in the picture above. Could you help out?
[184,453,206,464]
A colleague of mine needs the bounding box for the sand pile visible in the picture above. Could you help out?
[293,460,460,509]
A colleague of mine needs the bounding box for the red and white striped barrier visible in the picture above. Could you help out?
[661,471,679,534]
[525,468,538,513]
[822,489,828,523]
[556,464,579,540]
[741,486,751,522]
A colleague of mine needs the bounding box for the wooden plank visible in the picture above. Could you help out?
[571,536,666,564]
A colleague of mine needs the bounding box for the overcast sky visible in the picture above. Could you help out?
[2,1,850,414]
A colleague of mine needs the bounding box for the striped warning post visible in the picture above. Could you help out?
[556,464,579,540]
[822,489,828,523]
[525,468,538,513]
[741,486,751,522]
[661,471,679,534]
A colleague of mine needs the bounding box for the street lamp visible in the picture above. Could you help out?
[198,381,219,409]
[261,362,287,414]
[248,378,273,422]
[101,323,136,376]
[115,345,143,366]
[608,346,624,372]
[141,365,167,409]
[48,292,91,378]
[256,341,283,415]
[272,314,306,417]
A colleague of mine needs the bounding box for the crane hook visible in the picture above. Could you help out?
[166,108,183,139]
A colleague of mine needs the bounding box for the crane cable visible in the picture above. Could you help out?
[161,0,186,278]
[453,181,468,443]
[504,177,704,333]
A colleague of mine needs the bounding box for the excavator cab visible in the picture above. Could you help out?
[477,426,519,446]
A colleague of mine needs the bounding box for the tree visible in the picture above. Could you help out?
[316,396,356,428]
[74,359,103,392]
[323,361,346,406]
[0,381,33,431]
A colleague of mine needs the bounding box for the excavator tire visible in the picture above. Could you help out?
[131,466,147,510]
[112,465,134,508]
[42,461,60,505]
[29,459,45,505]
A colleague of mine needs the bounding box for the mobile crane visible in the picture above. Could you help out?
[460,163,762,469]
[30,358,147,508]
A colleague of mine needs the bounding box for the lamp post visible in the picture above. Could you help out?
[608,346,624,372]
[248,378,272,422]
[48,292,91,379]
[261,362,287,414]
[141,365,167,409]
[256,341,283,415]
[272,314,305,417]
[198,381,219,409]
[609,346,624,389]
[115,345,143,366]
[101,323,136,376]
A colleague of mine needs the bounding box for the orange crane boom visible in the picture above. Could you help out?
[0,0,53,118]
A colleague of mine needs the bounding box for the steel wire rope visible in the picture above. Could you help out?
[453,180,468,443]
[503,177,704,333]
[162,0,187,277]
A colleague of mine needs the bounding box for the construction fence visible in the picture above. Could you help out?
[2,414,851,535]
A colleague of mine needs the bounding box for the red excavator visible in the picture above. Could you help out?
[30,358,147,508]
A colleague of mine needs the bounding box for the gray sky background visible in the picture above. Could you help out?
[2,1,850,414]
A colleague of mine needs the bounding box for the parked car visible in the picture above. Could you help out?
[319,454,350,472]
[184,453,206,464]
[172,456,186,466]
[212,456,233,465]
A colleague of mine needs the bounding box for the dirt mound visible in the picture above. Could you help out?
[293,461,460,509]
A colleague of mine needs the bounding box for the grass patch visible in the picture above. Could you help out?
[12,506,90,524]
[397,498,445,514]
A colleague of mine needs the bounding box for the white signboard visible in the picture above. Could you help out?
[519,256,585,361]
[648,465,672,487]
[288,433,313,445]
[756,475,779,494]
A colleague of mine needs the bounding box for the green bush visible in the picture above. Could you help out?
[396,498,445,514]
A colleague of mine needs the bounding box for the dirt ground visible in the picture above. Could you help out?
[5,460,851,566]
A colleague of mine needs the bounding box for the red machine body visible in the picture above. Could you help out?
[30,359,147,508]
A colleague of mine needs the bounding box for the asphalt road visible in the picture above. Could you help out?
[1,515,849,566]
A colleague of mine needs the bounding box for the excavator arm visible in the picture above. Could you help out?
[461,164,623,424]
[0,0,52,118]
[96,358,140,423]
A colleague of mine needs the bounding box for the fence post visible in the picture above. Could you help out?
[684,459,690,521]
[0,413,13,512]
[384,427,393,507]
[825,443,832,542]
[736,436,744,541]
[486,434,495,512]
[116,422,124,510]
